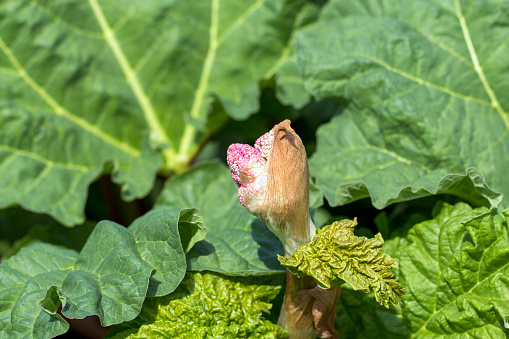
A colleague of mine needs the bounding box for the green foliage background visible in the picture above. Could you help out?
[1,0,508,338]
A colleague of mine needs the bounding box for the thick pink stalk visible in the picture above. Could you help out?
[227,120,339,338]
[278,272,341,339]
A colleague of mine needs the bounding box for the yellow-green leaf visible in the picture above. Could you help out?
[279,218,406,308]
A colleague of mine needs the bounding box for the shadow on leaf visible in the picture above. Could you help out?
[250,219,285,272]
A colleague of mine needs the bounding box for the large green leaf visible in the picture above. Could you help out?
[106,272,287,339]
[127,207,199,298]
[0,0,308,225]
[0,206,194,338]
[336,203,509,338]
[296,0,509,209]
[156,161,285,275]
[0,244,74,339]
[335,285,407,339]
[273,2,322,109]
[399,203,509,337]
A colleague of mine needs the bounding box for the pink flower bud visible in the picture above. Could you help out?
[227,129,273,208]
[227,120,315,255]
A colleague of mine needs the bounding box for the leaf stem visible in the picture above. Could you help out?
[176,0,219,170]
[278,272,317,339]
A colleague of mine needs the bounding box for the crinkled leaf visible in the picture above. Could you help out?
[156,160,285,275]
[106,272,288,339]
[297,0,508,209]
[0,0,309,226]
[0,207,192,338]
[399,203,509,337]
[279,218,406,308]
[336,203,509,338]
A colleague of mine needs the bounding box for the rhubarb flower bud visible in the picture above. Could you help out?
[227,120,316,256]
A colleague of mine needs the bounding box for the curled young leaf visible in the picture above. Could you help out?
[279,218,406,308]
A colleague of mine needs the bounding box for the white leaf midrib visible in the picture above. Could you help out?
[177,0,220,162]
[87,0,175,163]
[454,0,509,129]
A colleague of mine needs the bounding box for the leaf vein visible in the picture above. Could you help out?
[454,0,508,128]
[0,145,89,172]
[360,144,412,166]
[177,0,220,163]
[87,0,174,162]
[31,0,103,39]
[18,164,52,198]
[360,54,492,108]
[416,29,471,66]
[481,35,509,68]
[216,0,266,46]
[0,36,139,158]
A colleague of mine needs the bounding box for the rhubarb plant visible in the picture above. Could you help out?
[1,0,509,338]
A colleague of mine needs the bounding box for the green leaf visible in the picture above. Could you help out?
[106,272,288,339]
[0,244,76,339]
[400,203,509,337]
[309,179,324,210]
[335,285,407,339]
[278,218,406,308]
[297,0,508,209]
[311,116,503,209]
[175,208,206,254]
[39,286,66,316]
[60,222,156,324]
[156,161,285,275]
[0,0,309,226]
[128,206,190,297]
[0,207,191,338]
[275,53,311,110]
[0,206,95,260]
[337,203,509,338]
[273,2,322,110]
[36,286,70,338]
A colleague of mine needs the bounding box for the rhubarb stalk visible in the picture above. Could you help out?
[227,120,339,338]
